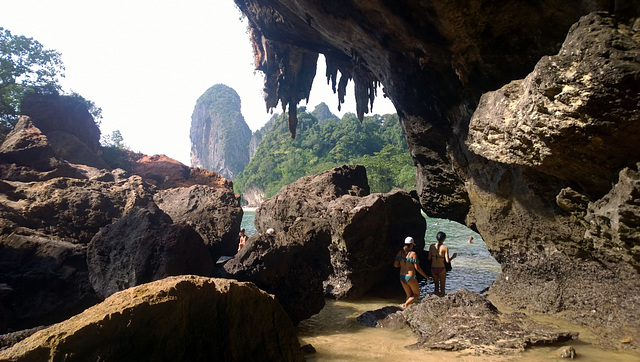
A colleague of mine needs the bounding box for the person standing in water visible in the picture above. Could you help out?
[394,236,431,308]
[428,231,457,296]
[237,228,248,252]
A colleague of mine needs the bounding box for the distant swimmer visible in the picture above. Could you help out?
[468,236,474,244]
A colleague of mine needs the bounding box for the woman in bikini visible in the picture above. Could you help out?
[394,236,431,308]
[237,228,248,252]
[428,231,457,296]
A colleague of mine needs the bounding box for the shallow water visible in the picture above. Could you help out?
[241,210,638,361]
[242,210,501,295]
[297,298,639,361]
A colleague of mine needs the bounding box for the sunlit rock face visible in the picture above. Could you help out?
[234,0,640,351]
[190,84,252,180]
[0,276,303,362]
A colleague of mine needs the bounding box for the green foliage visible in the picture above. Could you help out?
[234,103,414,200]
[101,130,127,149]
[0,27,65,140]
[100,130,139,171]
[0,28,102,142]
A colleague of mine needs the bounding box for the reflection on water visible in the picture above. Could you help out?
[242,209,638,361]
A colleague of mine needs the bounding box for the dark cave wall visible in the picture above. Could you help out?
[233,0,640,351]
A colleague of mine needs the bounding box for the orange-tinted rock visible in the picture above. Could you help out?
[131,154,232,190]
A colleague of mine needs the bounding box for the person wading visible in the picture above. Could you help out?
[394,236,430,308]
[428,231,457,296]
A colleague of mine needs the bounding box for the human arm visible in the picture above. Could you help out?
[444,246,457,262]
[412,253,431,280]
[393,251,401,268]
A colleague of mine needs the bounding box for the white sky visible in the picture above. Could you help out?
[0,0,395,165]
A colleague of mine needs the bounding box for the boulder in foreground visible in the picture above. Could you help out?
[0,275,303,361]
[403,290,578,354]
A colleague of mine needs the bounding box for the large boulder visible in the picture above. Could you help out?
[323,189,427,299]
[254,164,370,232]
[131,154,233,190]
[464,12,640,349]
[0,276,304,361]
[0,170,157,332]
[154,184,243,260]
[20,93,107,169]
[0,93,243,335]
[0,233,99,333]
[254,165,426,299]
[0,172,156,245]
[221,217,332,324]
[0,117,85,181]
[87,206,213,298]
[402,290,578,354]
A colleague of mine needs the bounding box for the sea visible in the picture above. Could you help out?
[241,209,501,295]
[241,209,639,361]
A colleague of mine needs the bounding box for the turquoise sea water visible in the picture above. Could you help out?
[240,209,501,294]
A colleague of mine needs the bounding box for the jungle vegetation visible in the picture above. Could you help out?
[234,103,415,200]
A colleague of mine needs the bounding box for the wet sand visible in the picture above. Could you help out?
[297,297,639,361]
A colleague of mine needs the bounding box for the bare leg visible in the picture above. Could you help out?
[437,272,447,296]
[401,278,421,308]
[432,270,441,296]
[400,280,412,308]
[440,274,447,296]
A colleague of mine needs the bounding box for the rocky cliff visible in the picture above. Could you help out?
[233,0,640,352]
[0,94,243,335]
[190,84,252,179]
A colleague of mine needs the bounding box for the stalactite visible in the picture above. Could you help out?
[353,67,378,121]
[325,57,339,93]
[245,6,381,136]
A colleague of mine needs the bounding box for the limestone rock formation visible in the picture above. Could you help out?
[221,217,332,324]
[190,84,252,179]
[467,13,640,198]
[87,206,213,298]
[19,93,107,169]
[234,0,639,351]
[154,184,243,259]
[254,165,426,299]
[402,290,578,354]
[0,119,160,330]
[0,276,304,361]
[464,12,640,349]
[0,94,243,334]
[131,154,232,190]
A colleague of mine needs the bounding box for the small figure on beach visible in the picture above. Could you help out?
[394,236,431,308]
[237,228,248,252]
[468,236,474,244]
[428,231,457,297]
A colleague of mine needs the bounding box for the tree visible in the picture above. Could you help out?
[101,130,127,149]
[234,106,415,198]
[0,27,65,140]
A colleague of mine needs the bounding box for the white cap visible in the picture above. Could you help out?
[266,228,275,235]
[404,237,415,245]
